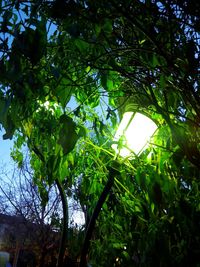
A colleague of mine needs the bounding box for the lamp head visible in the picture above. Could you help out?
[112,112,157,158]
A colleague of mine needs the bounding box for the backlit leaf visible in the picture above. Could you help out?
[58,115,79,155]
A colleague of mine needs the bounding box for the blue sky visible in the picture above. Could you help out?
[0,130,13,165]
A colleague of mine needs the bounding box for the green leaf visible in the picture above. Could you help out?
[0,98,8,124]
[100,71,114,91]
[100,73,107,89]
[108,98,116,107]
[11,149,23,168]
[106,79,113,90]
[78,125,87,138]
[74,39,89,53]
[67,153,74,167]
[139,39,146,45]
[102,19,112,35]
[95,24,101,37]
[58,115,79,155]
[15,133,24,149]
[113,242,124,249]
[151,53,160,68]
[59,158,69,181]
[149,54,160,68]
[3,115,15,140]
[122,251,130,260]
[159,75,166,89]
[12,26,46,65]
[114,223,123,232]
[136,168,147,191]
[56,86,71,109]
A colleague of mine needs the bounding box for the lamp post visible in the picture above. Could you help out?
[79,110,157,267]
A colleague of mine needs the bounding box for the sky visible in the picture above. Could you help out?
[0,130,13,166]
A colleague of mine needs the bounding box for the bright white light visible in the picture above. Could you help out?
[71,210,85,227]
[43,100,50,109]
[36,100,59,113]
[112,112,157,158]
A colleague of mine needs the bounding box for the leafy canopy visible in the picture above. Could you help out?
[0,0,200,266]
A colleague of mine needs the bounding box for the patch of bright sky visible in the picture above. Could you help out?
[0,129,13,165]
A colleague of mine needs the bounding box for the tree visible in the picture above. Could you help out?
[0,0,200,266]
[0,159,62,266]
[0,150,85,266]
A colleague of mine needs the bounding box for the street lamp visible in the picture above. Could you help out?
[80,110,158,267]
[112,112,157,158]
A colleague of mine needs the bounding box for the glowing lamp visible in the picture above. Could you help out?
[112,112,157,158]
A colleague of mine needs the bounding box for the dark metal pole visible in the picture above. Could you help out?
[79,167,119,267]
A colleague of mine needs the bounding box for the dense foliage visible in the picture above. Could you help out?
[0,0,200,266]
